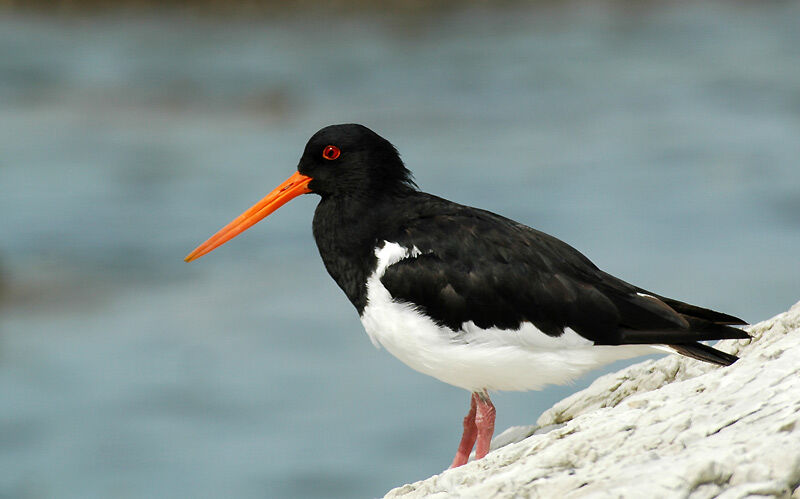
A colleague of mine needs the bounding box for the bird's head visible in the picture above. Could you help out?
[298,124,415,198]
[184,124,414,262]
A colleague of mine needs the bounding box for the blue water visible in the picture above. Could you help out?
[1,3,799,498]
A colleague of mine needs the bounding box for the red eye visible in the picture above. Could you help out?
[322,145,341,160]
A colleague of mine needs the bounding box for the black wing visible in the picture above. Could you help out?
[379,195,747,363]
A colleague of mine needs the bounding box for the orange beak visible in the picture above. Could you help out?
[184,171,312,262]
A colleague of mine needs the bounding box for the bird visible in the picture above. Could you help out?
[185,124,749,468]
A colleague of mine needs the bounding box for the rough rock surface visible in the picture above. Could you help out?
[386,301,800,498]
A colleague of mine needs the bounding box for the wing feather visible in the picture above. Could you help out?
[379,199,748,349]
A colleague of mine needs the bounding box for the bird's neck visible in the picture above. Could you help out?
[311,194,393,314]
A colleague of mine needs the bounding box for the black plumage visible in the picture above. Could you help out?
[303,125,747,366]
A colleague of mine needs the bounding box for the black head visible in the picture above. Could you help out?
[185,124,416,262]
[298,124,416,199]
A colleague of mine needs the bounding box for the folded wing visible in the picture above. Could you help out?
[379,199,748,365]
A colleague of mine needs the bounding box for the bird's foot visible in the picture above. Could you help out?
[450,393,478,468]
[450,391,495,467]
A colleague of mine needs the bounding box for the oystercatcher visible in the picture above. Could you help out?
[185,124,748,468]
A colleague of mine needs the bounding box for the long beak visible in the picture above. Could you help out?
[184,171,312,262]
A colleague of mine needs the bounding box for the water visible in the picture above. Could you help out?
[1,3,799,497]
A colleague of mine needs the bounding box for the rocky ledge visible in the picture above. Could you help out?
[387,301,800,498]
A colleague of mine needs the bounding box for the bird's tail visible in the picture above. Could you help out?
[668,342,739,366]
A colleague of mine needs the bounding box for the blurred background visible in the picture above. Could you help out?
[1,1,799,497]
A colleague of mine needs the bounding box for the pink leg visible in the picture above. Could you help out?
[450,393,478,468]
[474,392,496,460]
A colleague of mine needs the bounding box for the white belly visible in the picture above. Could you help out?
[360,242,657,392]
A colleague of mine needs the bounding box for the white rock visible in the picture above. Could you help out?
[386,301,800,498]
